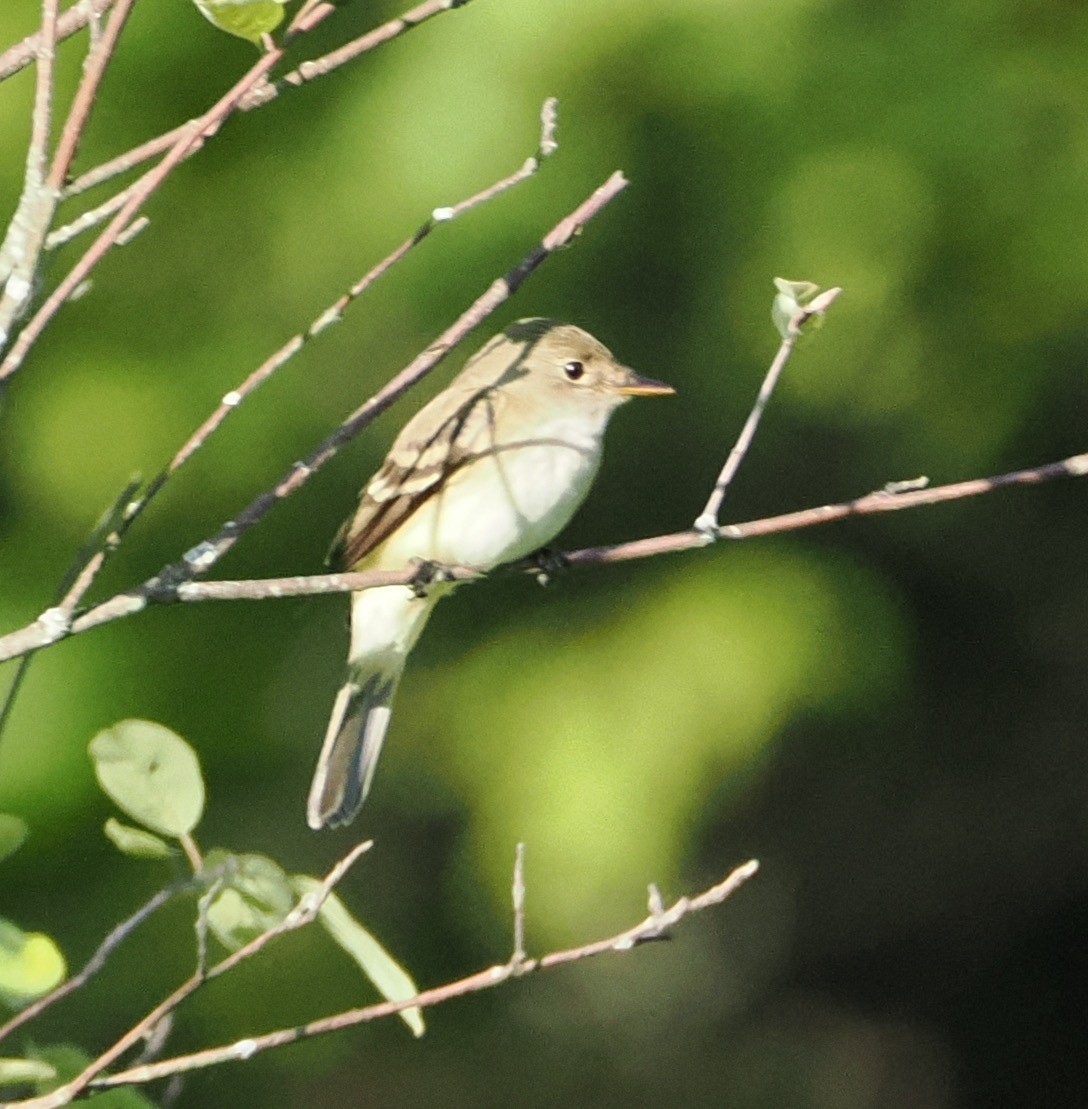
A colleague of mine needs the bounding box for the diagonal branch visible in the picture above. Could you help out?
[80,860,760,1097]
[0,39,288,382]
[8,842,372,1109]
[0,0,60,350]
[63,0,475,199]
[46,0,138,191]
[0,0,118,84]
[44,97,561,626]
[129,171,629,589]
[696,285,843,533]
[0,877,193,1046]
[0,449,1084,665]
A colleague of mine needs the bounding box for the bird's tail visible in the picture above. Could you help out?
[307,585,438,830]
[306,655,403,829]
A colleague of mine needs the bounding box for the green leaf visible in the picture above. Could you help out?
[28,1046,156,1105]
[0,1058,57,1088]
[103,817,177,860]
[292,876,424,1037]
[204,850,296,950]
[0,919,66,1007]
[89,719,205,837]
[0,815,27,864]
[192,0,288,44]
[771,277,825,339]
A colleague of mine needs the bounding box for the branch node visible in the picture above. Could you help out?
[408,558,453,598]
[310,306,341,336]
[116,216,149,246]
[529,547,568,586]
[692,516,721,542]
[647,883,665,918]
[180,541,219,572]
[229,1038,259,1061]
[38,605,71,638]
[881,476,930,495]
[144,564,189,604]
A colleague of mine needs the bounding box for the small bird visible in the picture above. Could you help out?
[307,318,674,829]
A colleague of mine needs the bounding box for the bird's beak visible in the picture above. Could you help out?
[616,369,676,397]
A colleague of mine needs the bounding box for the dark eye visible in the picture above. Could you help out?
[563,360,585,381]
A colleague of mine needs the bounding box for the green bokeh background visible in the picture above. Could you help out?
[2,0,1087,1105]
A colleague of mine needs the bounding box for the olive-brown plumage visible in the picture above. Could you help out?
[308,319,673,829]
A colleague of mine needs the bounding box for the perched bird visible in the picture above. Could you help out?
[307,318,674,829]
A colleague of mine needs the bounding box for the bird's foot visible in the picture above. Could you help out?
[529,547,569,587]
[408,558,452,598]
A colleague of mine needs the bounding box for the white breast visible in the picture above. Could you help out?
[377,414,604,571]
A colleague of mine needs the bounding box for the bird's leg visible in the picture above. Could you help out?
[408,558,452,598]
[528,547,569,587]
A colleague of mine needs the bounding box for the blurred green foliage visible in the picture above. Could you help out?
[1,0,1087,1105]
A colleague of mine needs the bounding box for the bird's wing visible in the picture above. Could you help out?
[328,383,502,570]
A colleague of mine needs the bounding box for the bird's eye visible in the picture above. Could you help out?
[563,360,585,381]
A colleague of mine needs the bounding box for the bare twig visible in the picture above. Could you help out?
[510,842,527,968]
[46,0,137,190]
[0,448,1085,666]
[19,100,565,633]
[77,860,759,1098]
[206,840,372,982]
[122,170,628,594]
[165,95,560,480]
[0,0,118,83]
[0,38,288,384]
[10,843,372,1109]
[0,0,60,350]
[0,477,139,749]
[64,0,475,199]
[695,285,843,533]
[0,880,190,1046]
[45,171,144,248]
[29,0,59,188]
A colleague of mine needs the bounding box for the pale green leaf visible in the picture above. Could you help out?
[0,815,27,864]
[771,277,824,339]
[0,1058,56,1088]
[103,817,176,860]
[193,0,288,44]
[205,850,295,950]
[0,919,66,1007]
[292,876,424,1037]
[89,719,204,837]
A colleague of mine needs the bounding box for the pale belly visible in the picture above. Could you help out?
[375,437,601,571]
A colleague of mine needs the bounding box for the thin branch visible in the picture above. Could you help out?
[26,98,562,631]
[0,448,1085,667]
[0,477,139,750]
[46,0,137,190]
[205,840,371,982]
[124,170,628,592]
[64,0,475,199]
[510,842,527,969]
[0,37,290,384]
[0,0,60,350]
[0,879,191,1045]
[81,861,759,1097]
[695,286,842,533]
[1,440,1085,669]
[0,0,118,84]
[45,172,142,248]
[164,94,559,480]
[29,0,59,188]
[11,843,372,1109]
